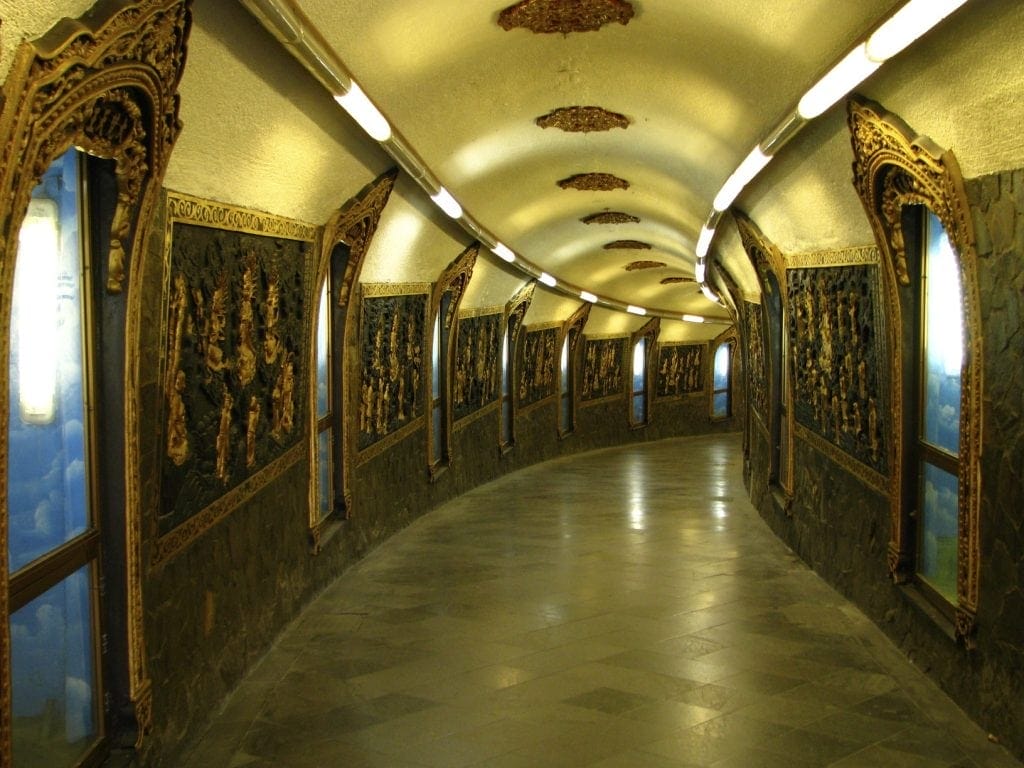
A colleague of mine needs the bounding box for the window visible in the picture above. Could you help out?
[712,341,732,418]
[7,149,105,767]
[312,243,349,526]
[631,336,648,425]
[500,317,515,448]
[429,293,452,470]
[558,334,574,434]
[915,210,963,605]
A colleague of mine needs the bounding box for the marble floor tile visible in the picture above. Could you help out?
[174,435,1021,768]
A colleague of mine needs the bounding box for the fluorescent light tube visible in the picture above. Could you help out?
[580,291,598,303]
[492,243,516,262]
[713,147,771,212]
[626,305,647,316]
[431,187,463,219]
[334,82,391,141]
[696,226,715,258]
[797,43,880,119]
[682,314,705,324]
[538,272,557,287]
[866,0,969,62]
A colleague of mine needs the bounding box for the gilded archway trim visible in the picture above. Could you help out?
[0,0,191,752]
[503,282,536,440]
[629,317,660,425]
[848,96,982,643]
[734,210,794,494]
[427,243,479,472]
[557,302,592,437]
[310,169,398,545]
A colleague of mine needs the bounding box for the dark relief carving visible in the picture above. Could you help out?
[581,211,640,225]
[536,105,630,132]
[788,266,888,475]
[558,172,629,191]
[160,224,309,535]
[358,293,427,450]
[745,302,768,419]
[453,313,502,422]
[604,240,651,250]
[498,0,635,34]
[519,327,559,406]
[657,344,704,398]
[581,337,625,400]
[624,260,665,271]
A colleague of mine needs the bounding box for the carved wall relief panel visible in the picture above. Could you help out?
[357,288,427,452]
[787,265,888,475]
[656,343,705,398]
[519,327,559,406]
[158,197,313,540]
[744,301,768,420]
[581,336,625,401]
[453,311,502,422]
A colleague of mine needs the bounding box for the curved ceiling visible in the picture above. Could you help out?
[288,0,901,321]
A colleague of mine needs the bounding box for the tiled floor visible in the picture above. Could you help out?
[178,434,1020,768]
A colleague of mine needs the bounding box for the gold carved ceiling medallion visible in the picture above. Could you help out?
[558,172,630,191]
[498,0,635,34]
[604,239,651,250]
[581,211,640,224]
[536,105,630,132]
[624,260,665,271]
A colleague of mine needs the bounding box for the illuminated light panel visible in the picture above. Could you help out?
[696,225,715,258]
[701,284,720,303]
[334,82,392,141]
[626,305,647,316]
[580,290,598,303]
[866,0,969,62]
[682,314,705,323]
[695,261,707,283]
[491,242,516,262]
[538,272,557,287]
[430,187,463,219]
[713,147,772,212]
[797,43,880,119]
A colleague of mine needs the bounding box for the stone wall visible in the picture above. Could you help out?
[743,174,1024,761]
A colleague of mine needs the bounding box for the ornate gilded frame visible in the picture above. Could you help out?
[309,170,397,548]
[426,243,479,476]
[0,0,191,751]
[501,282,535,449]
[848,97,982,643]
[734,210,794,494]
[709,328,739,421]
[557,302,591,436]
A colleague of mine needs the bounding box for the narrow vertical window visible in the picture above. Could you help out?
[500,319,514,448]
[8,149,105,767]
[314,280,332,522]
[916,210,963,604]
[559,335,573,434]
[631,337,648,425]
[713,341,732,418]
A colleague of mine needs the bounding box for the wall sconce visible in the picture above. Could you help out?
[16,198,60,425]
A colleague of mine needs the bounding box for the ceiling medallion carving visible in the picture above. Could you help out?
[498,0,635,34]
[660,276,696,284]
[581,211,640,225]
[536,105,630,132]
[603,240,650,250]
[624,261,666,271]
[557,172,629,191]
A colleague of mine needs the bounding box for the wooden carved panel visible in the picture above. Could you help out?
[581,337,625,401]
[358,289,427,452]
[453,312,502,422]
[788,265,888,475]
[498,0,635,33]
[520,327,559,406]
[536,105,630,132]
[558,172,629,191]
[158,197,313,540]
[745,301,768,419]
[657,343,705,398]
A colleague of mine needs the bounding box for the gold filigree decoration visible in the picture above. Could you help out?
[847,97,982,642]
[604,240,651,249]
[558,172,629,191]
[498,0,635,33]
[581,211,640,225]
[660,276,695,285]
[0,0,191,752]
[787,245,879,269]
[624,260,665,271]
[503,282,536,444]
[557,302,592,436]
[310,169,398,539]
[536,106,630,132]
[427,244,479,468]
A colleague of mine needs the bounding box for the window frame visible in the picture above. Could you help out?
[711,339,734,419]
[628,318,659,429]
